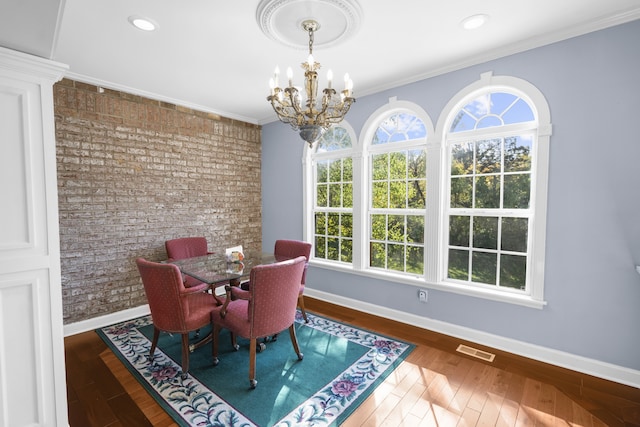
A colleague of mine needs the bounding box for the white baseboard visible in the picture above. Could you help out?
[304,288,640,389]
[63,304,151,336]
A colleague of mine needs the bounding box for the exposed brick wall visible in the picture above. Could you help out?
[54,79,262,324]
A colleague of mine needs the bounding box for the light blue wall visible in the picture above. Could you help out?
[262,20,640,372]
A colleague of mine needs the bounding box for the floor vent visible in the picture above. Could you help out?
[456,344,496,362]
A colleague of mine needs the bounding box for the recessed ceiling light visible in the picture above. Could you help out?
[461,14,489,30]
[128,16,157,32]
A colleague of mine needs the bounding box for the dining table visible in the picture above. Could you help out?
[169,250,286,351]
[170,251,283,294]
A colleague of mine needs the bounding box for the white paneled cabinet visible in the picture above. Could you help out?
[0,47,68,427]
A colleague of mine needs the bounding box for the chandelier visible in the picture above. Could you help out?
[267,19,355,147]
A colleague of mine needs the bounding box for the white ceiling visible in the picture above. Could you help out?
[2,0,640,125]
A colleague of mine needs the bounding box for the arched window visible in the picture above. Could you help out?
[438,72,551,304]
[310,125,356,263]
[364,103,431,275]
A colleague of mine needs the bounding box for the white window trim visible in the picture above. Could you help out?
[359,99,433,275]
[303,122,358,265]
[436,72,551,308]
[303,74,552,309]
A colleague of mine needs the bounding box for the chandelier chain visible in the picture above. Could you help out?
[308,25,314,55]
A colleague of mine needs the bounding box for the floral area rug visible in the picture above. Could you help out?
[97,311,414,426]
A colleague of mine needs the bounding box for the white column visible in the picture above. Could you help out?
[0,46,68,427]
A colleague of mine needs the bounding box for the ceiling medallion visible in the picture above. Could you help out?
[256,0,363,50]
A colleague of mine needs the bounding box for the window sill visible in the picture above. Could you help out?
[309,259,547,309]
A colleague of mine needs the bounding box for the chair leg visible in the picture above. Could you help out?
[298,294,308,323]
[289,324,304,361]
[149,327,160,361]
[231,332,239,351]
[181,333,190,379]
[249,338,257,389]
[259,335,273,349]
[212,323,221,365]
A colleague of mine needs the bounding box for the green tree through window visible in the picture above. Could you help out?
[447,92,535,291]
[313,126,354,263]
[369,112,427,274]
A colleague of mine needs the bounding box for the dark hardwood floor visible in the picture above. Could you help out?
[65,297,640,426]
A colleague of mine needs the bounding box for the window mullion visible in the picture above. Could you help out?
[425,143,442,283]
[352,150,365,270]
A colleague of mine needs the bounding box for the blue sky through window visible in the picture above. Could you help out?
[373,113,427,144]
[450,92,534,133]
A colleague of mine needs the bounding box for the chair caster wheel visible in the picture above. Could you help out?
[257,343,266,352]
[250,379,257,389]
[188,344,195,353]
[297,352,304,361]
[213,357,219,366]
[181,372,188,380]
[233,344,240,351]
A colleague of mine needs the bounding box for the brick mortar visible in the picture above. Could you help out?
[54,79,262,324]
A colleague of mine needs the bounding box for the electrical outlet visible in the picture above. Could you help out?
[418,289,428,303]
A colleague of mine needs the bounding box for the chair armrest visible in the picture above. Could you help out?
[219,284,252,318]
[219,285,233,317]
[229,286,251,301]
[180,281,210,295]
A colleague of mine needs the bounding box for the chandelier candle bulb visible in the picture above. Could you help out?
[287,67,293,86]
[327,69,333,88]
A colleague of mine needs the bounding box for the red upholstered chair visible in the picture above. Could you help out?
[274,239,312,322]
[165,237,212,288]
[239,239,312,345]
[165,236,211,260]
[136,257,220,379]
[211,256,307,389]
